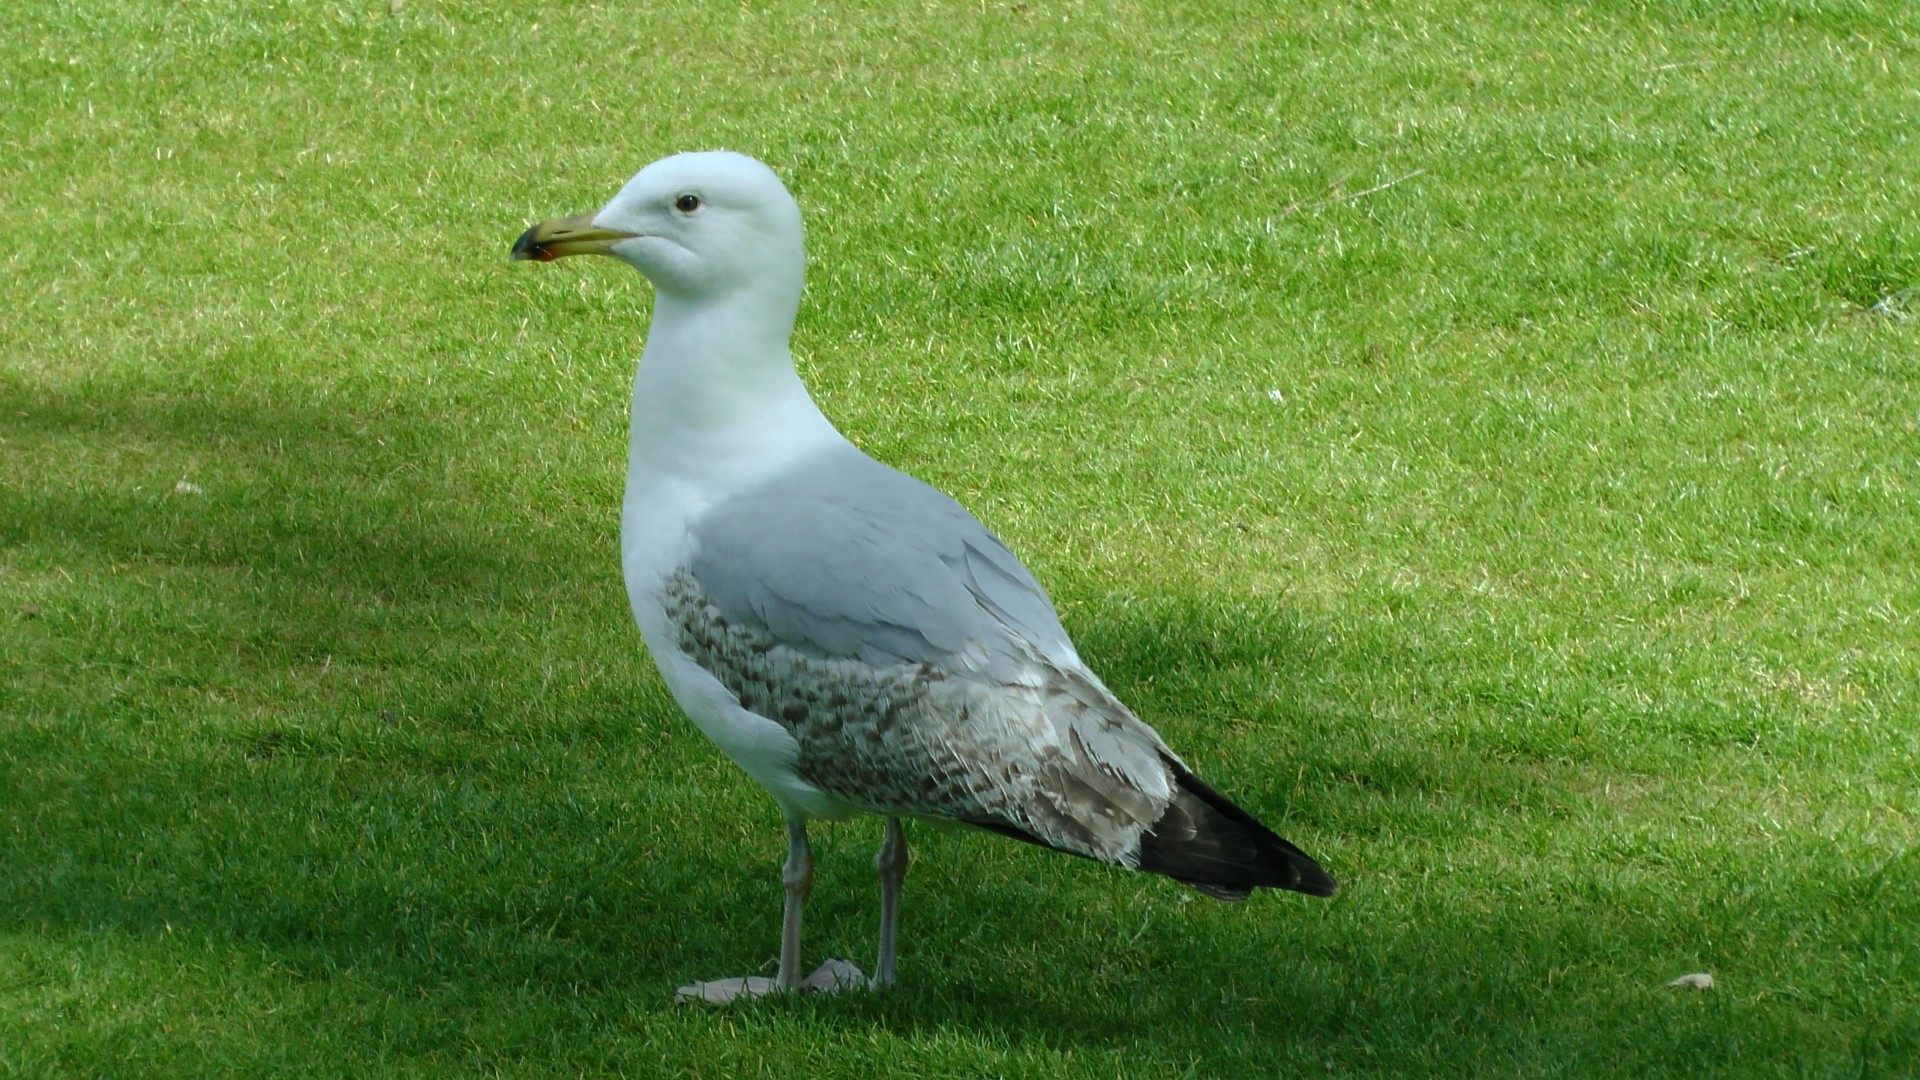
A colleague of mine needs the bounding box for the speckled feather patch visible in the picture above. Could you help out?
[662,569,1159,863]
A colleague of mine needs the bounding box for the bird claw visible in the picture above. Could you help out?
[674,959,867,1004]
[674,975,777,1004]
[801,958,865,992]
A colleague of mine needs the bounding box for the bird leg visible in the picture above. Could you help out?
[872,815,908,990]
[776,816,812,990]
[674,817,863,1004]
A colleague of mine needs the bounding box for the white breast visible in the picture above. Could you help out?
[618,379,859,822]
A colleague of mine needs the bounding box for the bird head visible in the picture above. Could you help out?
[511,151,804,305]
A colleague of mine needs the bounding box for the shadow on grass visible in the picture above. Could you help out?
[11,372,1902,1074]
[2,379,554,604]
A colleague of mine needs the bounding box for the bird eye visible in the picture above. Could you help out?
[674,194,701,213]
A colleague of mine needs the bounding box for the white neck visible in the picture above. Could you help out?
[624,291,840,499]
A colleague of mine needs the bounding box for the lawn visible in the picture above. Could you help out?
[3,0,1917,1076]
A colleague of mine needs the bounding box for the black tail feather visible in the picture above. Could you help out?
[1134,765,1337,899]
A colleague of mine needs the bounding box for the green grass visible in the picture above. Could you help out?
[4,0,1917,1075]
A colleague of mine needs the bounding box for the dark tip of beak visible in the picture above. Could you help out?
[509,224,554,263]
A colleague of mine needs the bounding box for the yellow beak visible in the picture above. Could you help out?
[509,212,639,262]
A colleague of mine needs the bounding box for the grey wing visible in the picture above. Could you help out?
[674,443,1179,859]
[690,443,1079,678]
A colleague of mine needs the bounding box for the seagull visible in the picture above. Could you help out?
[511,151,1335,1003]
